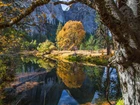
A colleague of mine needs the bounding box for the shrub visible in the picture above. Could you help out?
[66,54,108,65]
[116,99,124,105]
[37,40,56,54]
[67,55,82,62]
[22,40,37,50]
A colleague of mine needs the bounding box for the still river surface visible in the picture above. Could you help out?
[0,55,122,105]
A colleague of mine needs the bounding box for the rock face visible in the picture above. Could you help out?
[64,3,97,34]
[28,2,97,42]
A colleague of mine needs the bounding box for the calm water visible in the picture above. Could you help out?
[0,56,122,105]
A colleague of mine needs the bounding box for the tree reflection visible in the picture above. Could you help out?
[37,59,56,72]
[57,61,85,88]
[84,66,103,86]
[0,56,122,105]
[21,56,56,72]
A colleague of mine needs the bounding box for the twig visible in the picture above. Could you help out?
[106,65,112,105]
[54,0,78,5]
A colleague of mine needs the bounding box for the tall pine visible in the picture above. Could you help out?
[56,22,63,35]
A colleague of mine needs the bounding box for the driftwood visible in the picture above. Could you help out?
[13,71,47,89]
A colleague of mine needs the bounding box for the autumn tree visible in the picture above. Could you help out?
[56,20,85,50]
[0,0,140,104]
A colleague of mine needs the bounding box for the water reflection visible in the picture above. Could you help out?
[0,56,122,105]
[21,56,56,72]
[57,61,85,88]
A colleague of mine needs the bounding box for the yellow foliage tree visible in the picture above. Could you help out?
[56,20,85,50]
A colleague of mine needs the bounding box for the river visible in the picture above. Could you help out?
[0,55,122,105]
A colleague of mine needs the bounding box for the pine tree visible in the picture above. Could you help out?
[56,22,63,35]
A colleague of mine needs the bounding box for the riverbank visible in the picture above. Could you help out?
[36,50,110,66]
[0,50,111,66]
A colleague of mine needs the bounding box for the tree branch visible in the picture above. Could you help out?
[54,0,78,5]
[0,0,50,29]
[81,0,127,40]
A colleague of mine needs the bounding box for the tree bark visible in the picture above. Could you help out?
[118,60,140,105]
[80,0,140,104]
[115,1,140,103]
[107,44,110,55]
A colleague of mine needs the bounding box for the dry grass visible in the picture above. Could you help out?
[51,50,108,58]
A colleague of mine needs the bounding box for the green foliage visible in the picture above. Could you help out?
[85,66,101,78]
[22,40,37,50]
[84,66,103,89]
[67,55,82,62]
[37,59,56,72]
[21,56,56,71]
[66,54,108,65]
[95,12,101,27]
[37,40,56,53]
[80,34,103,50]
[21,56,38,64]
[116,99,124,105]
[80,12,113,52]
[86,56,108,65]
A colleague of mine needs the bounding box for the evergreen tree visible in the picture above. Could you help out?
[56,22,63,35]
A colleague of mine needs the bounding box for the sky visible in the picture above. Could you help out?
[60,0,71,11]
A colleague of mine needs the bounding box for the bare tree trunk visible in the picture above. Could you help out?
[118,63,140,105]
[96,0,140,103]
[115,1,140,103]
[114,39,140,105]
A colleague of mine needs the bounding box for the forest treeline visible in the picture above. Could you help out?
[0,19,113,55]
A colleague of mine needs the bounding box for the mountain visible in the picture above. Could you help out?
[25,2,97,42]
[64,3,97,34]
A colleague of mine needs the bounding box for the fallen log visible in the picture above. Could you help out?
[12,71,47,89]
